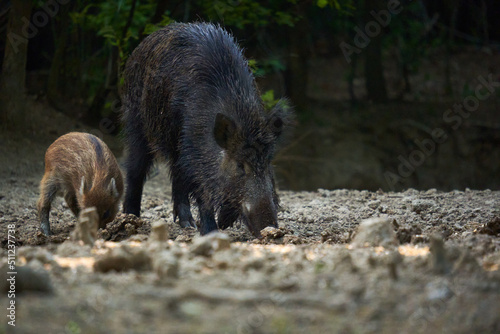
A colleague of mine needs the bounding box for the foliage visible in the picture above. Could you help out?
[200,0,299,28]
[261,89,279,110]
[316,0,355,14]
[70,0,165,67]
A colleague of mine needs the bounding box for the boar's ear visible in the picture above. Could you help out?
[268,99,292,138]
[109,178,120,198]
[268,114,284,137]
[214,113,237,150]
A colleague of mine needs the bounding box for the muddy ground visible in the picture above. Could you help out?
[0,103,500,333]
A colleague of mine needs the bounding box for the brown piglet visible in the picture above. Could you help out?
[37,132,124,235]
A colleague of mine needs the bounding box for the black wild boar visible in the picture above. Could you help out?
[37,132,124,235]
[121,22,291,237]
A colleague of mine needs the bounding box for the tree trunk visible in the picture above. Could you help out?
[286,18,309,113]
[86,0,137,126]
[0,0,33,128]
[47,2,72,109]
[363,0,388,103]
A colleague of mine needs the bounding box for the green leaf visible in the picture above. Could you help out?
[317,0,329,8]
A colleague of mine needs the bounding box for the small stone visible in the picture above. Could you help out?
[429,235,450,275]
[71,207,99,245]
[411,234,429,244]
[411,199,436,214]
[320,231,331,243]
[367,200,381,210]
[151,220,169,242]
[190,232,231,257]
[56,241,92,257]
[243,257,265,271]
[351,217,398,248]
[425,280,452,302]
[125,223,136,235]
[93,245,151,272]
[153,251,179,279]
[18,247,54,264]
[261,226,285,239]
[175,235,192,243]
[283,235,302,245]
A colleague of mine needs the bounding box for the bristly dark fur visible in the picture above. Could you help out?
[121,22,292,236]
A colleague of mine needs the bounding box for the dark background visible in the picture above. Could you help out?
[1,0,499,191]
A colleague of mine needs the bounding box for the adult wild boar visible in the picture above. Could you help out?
[121,22,291,237]
[37,132,124,235]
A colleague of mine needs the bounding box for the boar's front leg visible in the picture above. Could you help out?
[197,198,218,235]
[172,174,196,228]
[123,132,153,217]
[37,176,58,235]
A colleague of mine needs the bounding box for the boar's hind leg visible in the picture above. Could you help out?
[64,192,80,217]
[197,199,218,235]
[37,177,58,235]
[123,134,154,217]
[218,204,239,230]
[172,175,196,228]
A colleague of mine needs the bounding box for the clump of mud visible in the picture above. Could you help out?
[98,213,150,241]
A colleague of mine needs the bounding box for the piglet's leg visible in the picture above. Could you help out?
[64,191,80,217]
[37,175,58,235]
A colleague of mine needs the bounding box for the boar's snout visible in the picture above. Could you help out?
[242,196,278,238]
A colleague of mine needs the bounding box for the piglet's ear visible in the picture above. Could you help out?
[109,178,120,198]
[79,176,86,196]
[214,113,237,150]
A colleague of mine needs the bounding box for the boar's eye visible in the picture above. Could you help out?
[237,162,246,176]
[102,210,111,221]
[237,162,253,176]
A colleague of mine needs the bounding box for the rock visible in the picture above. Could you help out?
[243,257,265,271]
[452,249,481,273]
[98,213,145,242]
[56,241,92,257]
[175,235,192,243]
[283,235,302,245]
[429,235,450,274]
[18,247,54,264]
[411,199,436,214]
[411,234,429,244]
[367,200,381,210]
[71,207,99,245]
[320,231,331,243]
[153,251,179,279]
[190,232,230,257]
[425,280,452,301]
[93,245,152,273]
[476,216,500,236]
[150,220,169,242]
[351,217,398,248]
[261,226,285,239]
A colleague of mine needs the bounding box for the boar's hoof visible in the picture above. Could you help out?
[40,222,52,236]
[178,218,196,229]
